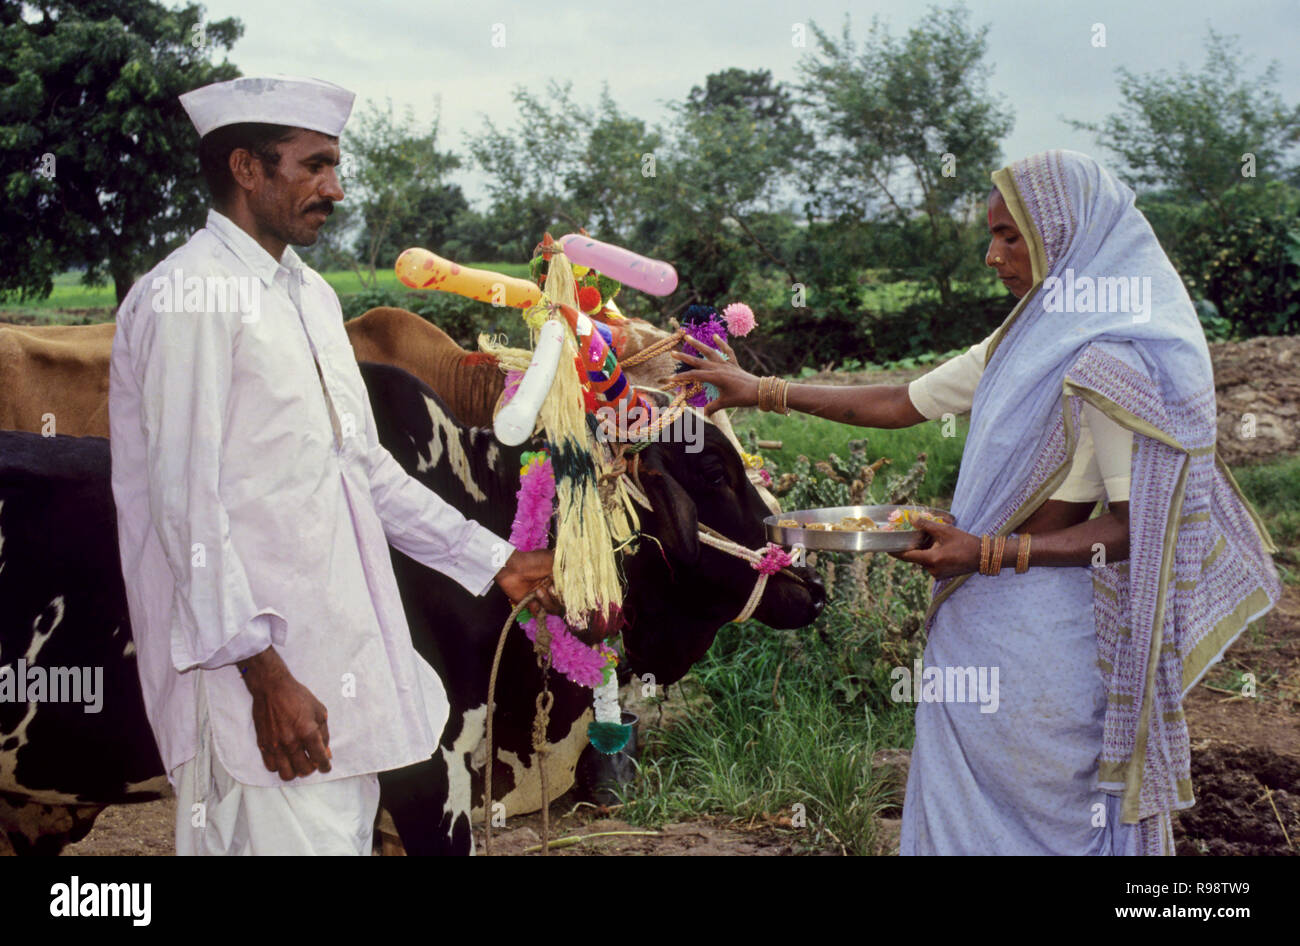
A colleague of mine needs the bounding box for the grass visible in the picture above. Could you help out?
[618,625,905,855]
[619,410,952,854]
[1229,455,1300,555]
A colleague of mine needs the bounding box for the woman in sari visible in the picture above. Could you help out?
[669,149,1281,855]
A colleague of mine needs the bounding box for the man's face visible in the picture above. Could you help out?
[246,129,345,247]
[985,188,1034,298]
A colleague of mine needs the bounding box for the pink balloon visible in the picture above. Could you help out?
[558,234,678,297]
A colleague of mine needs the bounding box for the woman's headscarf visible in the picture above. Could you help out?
[930,150,1281,849]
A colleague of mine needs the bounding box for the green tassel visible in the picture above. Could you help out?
[596,274,621,302]
[587,721,632,755]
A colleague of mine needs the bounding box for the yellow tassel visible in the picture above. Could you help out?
[478,252,638,633]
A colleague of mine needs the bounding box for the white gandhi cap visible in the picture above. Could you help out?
[179,75,355,138]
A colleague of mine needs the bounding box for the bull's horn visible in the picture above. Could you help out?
[494,319,566,446]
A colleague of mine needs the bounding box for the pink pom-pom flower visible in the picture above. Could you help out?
[722,302,756,337]
[753,542,792,576]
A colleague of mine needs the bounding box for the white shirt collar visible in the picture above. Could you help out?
[205,208,306,288]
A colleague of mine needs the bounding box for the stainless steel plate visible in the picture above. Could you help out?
[764,504,953,553]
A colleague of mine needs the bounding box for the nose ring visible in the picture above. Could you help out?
[993,256,1004,264]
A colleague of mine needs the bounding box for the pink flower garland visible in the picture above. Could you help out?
[509,449,614,689]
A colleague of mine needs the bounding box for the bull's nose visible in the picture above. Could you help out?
[806,576,826,613]
[801,566,827,614]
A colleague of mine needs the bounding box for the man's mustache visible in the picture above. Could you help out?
[305,202,334,216]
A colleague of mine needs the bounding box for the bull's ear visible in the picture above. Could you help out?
[639,449,700,566]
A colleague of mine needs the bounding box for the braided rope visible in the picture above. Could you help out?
[619,326,687,368]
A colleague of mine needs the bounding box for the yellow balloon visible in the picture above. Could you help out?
[395,247,541,309]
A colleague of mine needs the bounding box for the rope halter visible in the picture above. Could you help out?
[612,446,803,624]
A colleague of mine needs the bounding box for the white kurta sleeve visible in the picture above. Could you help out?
[358,390,515,596]
[130,297,287,672]
[1083,401,1133,502]
[906,332,995,420]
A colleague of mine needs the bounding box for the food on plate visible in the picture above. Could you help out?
[776,516,881,532]
[881,507,946,531]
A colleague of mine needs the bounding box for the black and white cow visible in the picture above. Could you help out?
[0,362,824,854]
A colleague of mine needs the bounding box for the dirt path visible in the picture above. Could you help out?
[1172,583,1300,855]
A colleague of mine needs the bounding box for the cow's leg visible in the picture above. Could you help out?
[0,793,104,856]
[378,754,470,856]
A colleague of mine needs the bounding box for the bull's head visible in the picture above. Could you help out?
[611,395,825,685]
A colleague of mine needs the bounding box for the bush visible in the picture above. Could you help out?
[1151,182,1300,338]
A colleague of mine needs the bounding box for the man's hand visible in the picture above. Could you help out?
[495,548,563,620]
[237,648,332,781]
[893,517,981,579]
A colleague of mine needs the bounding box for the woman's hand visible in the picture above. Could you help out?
[893,517,981,579]
[667,334,761,418]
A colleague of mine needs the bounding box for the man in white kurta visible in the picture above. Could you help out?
[109,76,558,855]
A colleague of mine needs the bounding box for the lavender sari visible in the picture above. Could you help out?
[899,151,1281,855]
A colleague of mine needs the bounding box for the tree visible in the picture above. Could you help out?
[0,0,242,304]
[798,4,1013,309]
[464,81,661,262]
[464,81,587,260]
[339,98,462,285]
[664,69,809,290]
[1066,28,1300,222]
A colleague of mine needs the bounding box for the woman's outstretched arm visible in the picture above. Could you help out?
[668,336,926,428]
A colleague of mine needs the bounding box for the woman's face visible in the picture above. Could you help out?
[986,188,1034,298]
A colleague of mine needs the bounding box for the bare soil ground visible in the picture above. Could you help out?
[11,338,1298,857]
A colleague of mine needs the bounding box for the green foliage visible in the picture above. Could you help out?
[311,99,464,286]
[620,433,946,852]
[734,401,969,505]
[464,81,662,261]
[1231,456,1300,553]
[0,0,242,303]
[1161,182,1300,338]
[620,625,903,854]
[797,5,1014,309]
[1068,28,1300,215]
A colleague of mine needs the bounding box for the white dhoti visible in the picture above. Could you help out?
[173,676,381,856]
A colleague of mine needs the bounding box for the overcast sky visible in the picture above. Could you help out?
[191,0,1299,204]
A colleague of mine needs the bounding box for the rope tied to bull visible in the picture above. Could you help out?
[484,587,556,857]
[618,448,807,623]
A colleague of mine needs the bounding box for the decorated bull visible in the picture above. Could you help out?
[0,361,824,854]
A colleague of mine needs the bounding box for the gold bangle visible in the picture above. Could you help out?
[757,376,769,411]
[979,534,992,575]
[991,535,1007,576]
[777,378,790,414]
[1016,533,1032,573]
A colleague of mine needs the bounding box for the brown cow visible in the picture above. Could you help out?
[0,322,115,437]
[0,307,780,510]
